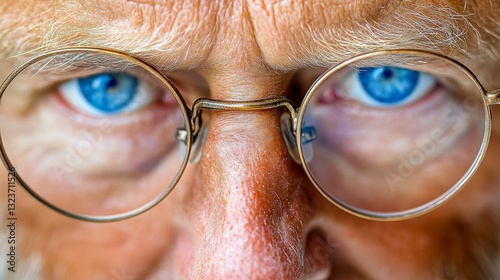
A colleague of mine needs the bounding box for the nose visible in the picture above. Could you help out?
[178,109,332,279]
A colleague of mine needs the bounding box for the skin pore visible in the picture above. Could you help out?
[1,0,500,279]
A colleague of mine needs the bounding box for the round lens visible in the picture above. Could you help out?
[0,48,191,221]
[298,51,489,218]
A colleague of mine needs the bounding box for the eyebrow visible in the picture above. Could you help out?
[0,0,217,71]
[260,5,485,70]
[18,51,140,77]
[0,1,497,72]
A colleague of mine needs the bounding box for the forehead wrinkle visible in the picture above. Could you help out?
[0,0,219,70]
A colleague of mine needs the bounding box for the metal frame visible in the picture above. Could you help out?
[297,50,496,220]
[0,47,193,222]
[1,47,499,222]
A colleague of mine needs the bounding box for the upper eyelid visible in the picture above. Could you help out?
[340,64,462,85]
[11,51,475,96]
[311,65,463,98]
[15,50,165,89]
[12,63,207,106]
[16,62,166,93]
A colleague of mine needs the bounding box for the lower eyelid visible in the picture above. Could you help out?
[49,96,182,170]
[317,83,440,111]
[51,90,181,129]
[313,85,448,120]
[307,87,455,163]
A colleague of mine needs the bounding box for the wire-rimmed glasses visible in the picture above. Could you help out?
[0,47,498,222]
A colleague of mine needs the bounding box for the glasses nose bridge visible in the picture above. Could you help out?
[190,96,299,135]
[176,96,302,164]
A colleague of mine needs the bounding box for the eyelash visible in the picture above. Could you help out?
[336,66,438,108]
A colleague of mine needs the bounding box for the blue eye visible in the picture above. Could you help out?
[78,73,138,113]
[59,72,155,116]
[359,67,419,104]
[340,66,436,108]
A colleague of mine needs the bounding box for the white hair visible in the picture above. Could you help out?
[1,1,499,70]
[293,4,499,69]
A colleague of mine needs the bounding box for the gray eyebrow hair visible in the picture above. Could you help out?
[287,5,498,69]
[22,52,139,76]
[0,1,208,71]
[1,2,498,72]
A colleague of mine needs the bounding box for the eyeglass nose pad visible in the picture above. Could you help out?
[280,113,302,165]
[177,120,209,164]
[188,119,209,164]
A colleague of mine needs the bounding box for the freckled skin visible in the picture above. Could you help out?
[1,0,500,279]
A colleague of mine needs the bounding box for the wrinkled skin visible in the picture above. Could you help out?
[1,0,500,279]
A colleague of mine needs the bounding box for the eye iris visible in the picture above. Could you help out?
[359,66,419,104]
[78,73,138,113]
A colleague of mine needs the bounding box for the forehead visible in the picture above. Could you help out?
[0,0,498,71]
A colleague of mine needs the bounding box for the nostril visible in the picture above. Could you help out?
[304,227,372,279]
[305,229,335,279]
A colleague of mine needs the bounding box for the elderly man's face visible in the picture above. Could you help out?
[1,0,500,279]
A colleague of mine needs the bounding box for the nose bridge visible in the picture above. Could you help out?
[201,108,295,183]
[188,108,317,278]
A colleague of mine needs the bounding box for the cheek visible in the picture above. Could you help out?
[6,159,190,279]
[443,107,500,218]
[13,196,179,279]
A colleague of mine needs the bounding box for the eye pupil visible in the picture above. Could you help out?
[107,78,118,91]
[380,68,394,79]
[78,73,138,113]
[359,66,420,104]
